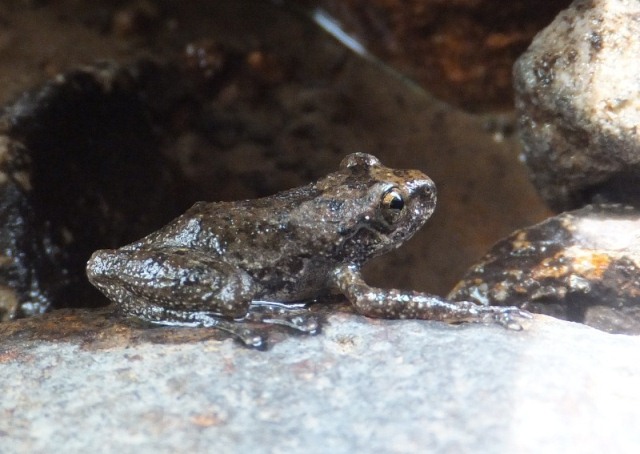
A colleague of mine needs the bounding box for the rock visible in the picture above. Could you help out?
[449,204,640,334]
[1,307,639,452]
[0,62,182,320]
[514,0,640,211]
[304,0,571,110]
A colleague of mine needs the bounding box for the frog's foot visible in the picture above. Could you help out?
[188,312,267,349]
[122,305,267,349]
[467,304,533,331]
[243,301,321,334]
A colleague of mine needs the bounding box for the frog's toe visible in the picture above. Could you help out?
[501,316,524,331]
[485,306,532,330]
[228,325,267,349]
[243,333,267,350]
[288,314,320,334]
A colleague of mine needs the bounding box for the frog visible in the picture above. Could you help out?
[86,153,530,348]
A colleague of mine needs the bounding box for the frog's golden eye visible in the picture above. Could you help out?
[381,188,404,223]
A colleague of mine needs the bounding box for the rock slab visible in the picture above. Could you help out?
[1,309,639,453]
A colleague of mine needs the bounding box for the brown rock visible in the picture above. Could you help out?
[0,62,181,320]
[303,0,570,110]
[449,204,640,334]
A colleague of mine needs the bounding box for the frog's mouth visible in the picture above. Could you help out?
[342,219,409,259]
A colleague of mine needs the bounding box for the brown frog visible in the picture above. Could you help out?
[87,153,529,348]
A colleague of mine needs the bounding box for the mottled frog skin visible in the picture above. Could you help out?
[87,153,529,348]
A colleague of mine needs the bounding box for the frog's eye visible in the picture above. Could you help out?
[381,188,404,223]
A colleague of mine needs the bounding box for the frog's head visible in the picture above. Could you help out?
[323,153,437,263]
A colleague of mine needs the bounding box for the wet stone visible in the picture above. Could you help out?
[514,0,640,211]
[449,204,640,334]
[0,62,184,320]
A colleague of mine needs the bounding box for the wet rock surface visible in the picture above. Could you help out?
[1,309,639,453]
[449,205,640,334]
[514,0,640,211]
[298,0,571,110]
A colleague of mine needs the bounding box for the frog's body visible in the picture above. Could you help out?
[87,153,528,348]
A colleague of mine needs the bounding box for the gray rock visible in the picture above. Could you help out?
[1,308,639,453]
[514,0,640,211]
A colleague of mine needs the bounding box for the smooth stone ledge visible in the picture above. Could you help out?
[1,311,639,453]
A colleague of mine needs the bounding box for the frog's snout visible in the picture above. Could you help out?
[408,174,437,205]
[404,174,437,228]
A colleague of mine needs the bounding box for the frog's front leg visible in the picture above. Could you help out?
[332,265,531,330]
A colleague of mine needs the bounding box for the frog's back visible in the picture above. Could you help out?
[125,183,320,256]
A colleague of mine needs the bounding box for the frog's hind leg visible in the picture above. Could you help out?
[87,247,267,347]
[87,247,257,317]
[89,274,267,348]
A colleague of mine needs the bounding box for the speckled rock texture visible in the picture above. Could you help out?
[514,0,640,211]
[449,204,640,334]
[1,309,639,453]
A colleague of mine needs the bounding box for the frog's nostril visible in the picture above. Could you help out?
[410,178,436,199]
